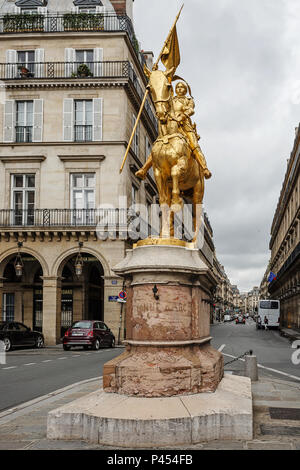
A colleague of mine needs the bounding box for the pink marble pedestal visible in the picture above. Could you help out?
[103,244,224,397]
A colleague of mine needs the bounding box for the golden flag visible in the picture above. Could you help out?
[161,25,180,73]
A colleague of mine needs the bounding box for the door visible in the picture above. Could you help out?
[33,289,43,333]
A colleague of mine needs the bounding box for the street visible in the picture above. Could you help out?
[211,318,300,383]
[1,318,299,414]
[0,346,122,412]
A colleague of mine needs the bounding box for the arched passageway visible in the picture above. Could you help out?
[1,253,43,330]
[59,253,104,337]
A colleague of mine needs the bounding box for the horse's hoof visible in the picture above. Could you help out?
[204,169,212,179]
[135,169,146,180]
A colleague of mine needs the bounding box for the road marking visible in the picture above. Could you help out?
[222,353,300,382]
[218,344,226,352]
[24,363,36,366]
[42,360,52,363]
[58,357,67,360]
[2,366,17,370]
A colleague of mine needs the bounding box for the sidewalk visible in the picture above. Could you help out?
[280,327,300,341]
[0,374,299,450]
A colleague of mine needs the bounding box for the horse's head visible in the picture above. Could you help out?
[144,66,174,123]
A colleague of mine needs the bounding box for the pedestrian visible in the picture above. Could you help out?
[264,316,269,330]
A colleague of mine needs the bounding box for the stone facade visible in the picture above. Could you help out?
[268,125,300,330]
[0,0,157,344]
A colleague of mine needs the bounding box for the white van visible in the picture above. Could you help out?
[258,300,280,329]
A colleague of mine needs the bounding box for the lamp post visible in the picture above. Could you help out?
[14,242,24,277]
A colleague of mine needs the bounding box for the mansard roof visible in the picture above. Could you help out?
[15,0,48,7]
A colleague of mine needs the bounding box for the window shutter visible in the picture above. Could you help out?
[63,99,74,141]
[35,49,44,78]
[93,98,103,141]
[3,101,15,143]
[94,48,103,77]
[71,6,79,13]
[33,99,43,142]
[14,6,21,14]
[65,48,75,77]
[6,50,17,79]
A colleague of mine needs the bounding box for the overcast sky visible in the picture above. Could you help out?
[133,0,300,292]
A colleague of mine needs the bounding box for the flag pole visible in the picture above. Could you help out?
[119,4,184,174]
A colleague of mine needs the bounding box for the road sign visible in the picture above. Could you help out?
[109,296,119,302]
[118,290,127,300]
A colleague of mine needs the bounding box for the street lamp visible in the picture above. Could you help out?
[14,242,24,277]
[75,242,84,277]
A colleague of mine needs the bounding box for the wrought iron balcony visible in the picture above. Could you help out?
[0,12,145,67]
[0,209,130,228]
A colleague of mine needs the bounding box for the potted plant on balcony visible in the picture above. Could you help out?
[3,13,44,33]
[63,12,104,31]
[71,64,93,78]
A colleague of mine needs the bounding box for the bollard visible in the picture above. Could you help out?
[244,353,258,381]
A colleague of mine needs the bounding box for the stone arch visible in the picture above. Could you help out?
[0,247,49,278]
[51,246,110,278]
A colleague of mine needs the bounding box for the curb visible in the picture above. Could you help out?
[0,376,102,420]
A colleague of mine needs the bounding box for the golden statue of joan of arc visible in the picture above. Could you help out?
[119,5,211,242]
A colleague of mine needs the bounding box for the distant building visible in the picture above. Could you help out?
[268,125,300,330]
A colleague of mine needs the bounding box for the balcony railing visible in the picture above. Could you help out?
[74,125,93,142]
[16,126,33,143]
[0,209,129,228]
[0,60,158,132]
[0,12,145,67]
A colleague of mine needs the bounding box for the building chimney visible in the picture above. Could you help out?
[141,51,154,70]
[110,0,127,15]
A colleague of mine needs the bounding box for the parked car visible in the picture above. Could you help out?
[0,321,44,352]
[235,315,245,325]
[63,320,115,351]
[224,314,231,322]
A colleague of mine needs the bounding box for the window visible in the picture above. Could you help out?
[79,7,97,13]
[76,49,94,70]
[17,50,35,76]
[132,114,140,157]
[2,294,15,322]
[21,8,38,14]
[71,173,95,224]
[16,101,33,143]
[132,184,138,206]
[11,174,35,225]
[74,100,93,142]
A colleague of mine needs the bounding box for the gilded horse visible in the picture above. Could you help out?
[136,68,205,241]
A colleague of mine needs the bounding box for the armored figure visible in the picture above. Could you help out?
[135,81,212,181]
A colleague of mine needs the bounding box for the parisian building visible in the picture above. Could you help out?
[268,125,300,331]
[0,0,159,344]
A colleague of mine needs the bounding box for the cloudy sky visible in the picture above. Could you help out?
[133,0,300,292]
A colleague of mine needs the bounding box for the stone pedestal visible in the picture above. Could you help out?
[103,244,223,396]
[47,244,253,446]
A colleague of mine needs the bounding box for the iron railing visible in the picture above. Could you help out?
[0,208,132,228]
[0,60,129,80]
[74,125,93,142]
[0,13,145,67]
[15,126,33,143]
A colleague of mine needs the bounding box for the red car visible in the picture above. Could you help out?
[63,320,115,351]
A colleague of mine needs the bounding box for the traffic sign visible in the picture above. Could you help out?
[118,290,127,300]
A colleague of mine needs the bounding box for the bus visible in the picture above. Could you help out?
[257,299,280,329]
